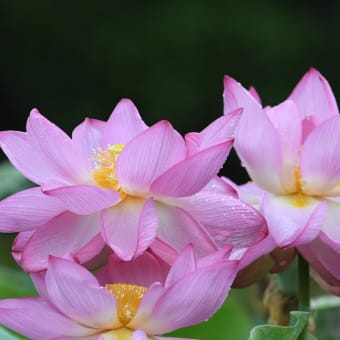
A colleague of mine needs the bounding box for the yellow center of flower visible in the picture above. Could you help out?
[106,283,147,326]
[289,163,310,207]
[92,144,126,196]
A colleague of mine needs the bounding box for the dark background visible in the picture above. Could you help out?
[1,0,340,184]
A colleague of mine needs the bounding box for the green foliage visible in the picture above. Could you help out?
[248,311,316,340]
[0,326,26,340]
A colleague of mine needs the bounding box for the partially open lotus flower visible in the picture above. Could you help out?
[0,99,267,272]
[224,68,340,294]
[0,246,238,339]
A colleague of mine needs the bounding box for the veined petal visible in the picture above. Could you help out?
[44,185,121,215]
[319,199,340,249]
[266,100,302,193]
[21,212,101,272]
[226,78,282,193]
[26,109,90,185]
[141,263,237,334]
[103,99,148,146]
[155,202,217,257]
[0,187,64,232]
[171,191,267,248]
[185,110,241,157]
[72,118,106,165]
[101,197,157,261]
[223,75,262,117]
[0,297,96,340]
[289,68,338,120]
[261,194,327,247]
[46,257,119,329]
[117,121,186,195]
[164,245,196,288]
[249,86,262,104]
[150,142,231,197]
[300,116,340,195]
[96,252,168,287]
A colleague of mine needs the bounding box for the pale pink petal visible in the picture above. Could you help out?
[164,245,196,288]
[132,330,149,340]
[248,86,262,104]
[0,187,64,232]
[101,197,157,261]
[203,176,238,197]
[149,238,179,265]
[74,233,106,265]
[141,263,237,334]
[44,185,121,215]
[265,100,302,193]
[150,142,231,197]
[261,194,327,247]
[185,109,241,157]
[226,78,282,193]
[0,297,95,339]
[234,181,265,210]
[155,202,217,257]
[289,68,338,119]
[12,231,34,265]
[116,121,186,195]
[223,75,262,116]
[103,99,148,146]
[171,191,267,248]
[27,109,90,185]
[72,118,106,165]
[309,267,340,297]
[320,199,340,245]
[21,212,101,272]
[300,116,340,195]
[197,246,233,268]
[46,257,118,329]
[96,252,168,287]
[301,114,324,143]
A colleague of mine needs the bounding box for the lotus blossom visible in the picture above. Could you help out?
[223,68,340,293]
[0,246,238,340]
[0,99,267,272]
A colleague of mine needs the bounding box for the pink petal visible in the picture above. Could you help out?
[0,187,64,232]
[226,78,282,193]
[164,245,196,288]
[96,252,168,287]
[318,200,340,248]
[261,194,327,247]
[141,262,237,334]
[289,68,338,120]
[26,109,90,185]
[172,191,267,248]
[46,256,118,329]
[265,100,302,193]
[150,142,231,197]
[203,176,238,198]
[149,238,179,266]
[185,110,241,157]
[0,297,95,339]
[12,231,34,265]
[44,185,121,215]
[21,212,101,272]
[72,118,106,165]
[249,86,262,104]
[116,121,186,195]
[101,197,157,261]
[155,202,217,257]
[103,99,148,146]
[300,116,340,195]
[223,75,262,116]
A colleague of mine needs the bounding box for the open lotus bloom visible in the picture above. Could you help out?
[0,99,267,272]
[223,68,340,293]
[0,246,238,340]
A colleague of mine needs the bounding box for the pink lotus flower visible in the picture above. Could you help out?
[223,68,340,293]
[0,99,267,272]
[0,246,238,339]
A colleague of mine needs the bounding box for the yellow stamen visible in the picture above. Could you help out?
[106,283,147,326]
[92,144,126,196]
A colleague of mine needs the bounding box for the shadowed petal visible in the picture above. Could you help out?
[21,212,101,272]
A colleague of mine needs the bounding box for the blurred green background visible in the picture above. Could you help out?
[1,0,340,339]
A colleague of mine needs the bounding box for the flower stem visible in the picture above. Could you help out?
[297,254,310,340]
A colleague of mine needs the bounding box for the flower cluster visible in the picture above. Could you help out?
[0,68,340,339]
